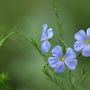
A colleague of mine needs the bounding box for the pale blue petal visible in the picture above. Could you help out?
[41,24,47,42]
[43,24,47,32]
[74,30,86,41]
[48,57,60,68]
[64,48,76,59]
[40,32,47,42]
[54,61,65,73]
[65,59,77,70]
[47,28,53,39]
[41,41,50,53]
[74,41,85,52]
[52,45,63,58]
[82,45,90,57]
[87,28,90,41]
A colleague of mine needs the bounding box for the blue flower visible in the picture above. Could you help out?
[48,46,77,73]
[74,28,90,57]
[41,24,53,53]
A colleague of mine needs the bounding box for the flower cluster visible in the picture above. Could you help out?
[40,24,53,53]
[41,24,90,73]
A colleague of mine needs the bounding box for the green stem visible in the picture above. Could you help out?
[60,39,67,49]
[80,65,90,84]
[0,31,48,59]
[76,52,81,59]
[69,71,75,90]
[15,31,48,59]
[54,7,64,40]
[0,32,15,47]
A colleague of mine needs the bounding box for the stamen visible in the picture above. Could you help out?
[60,57,65,62]
[85,40,90,44]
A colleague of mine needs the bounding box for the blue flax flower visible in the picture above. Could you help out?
[48,46,77,73]
[41,24,53,53]
[74,28,90,57]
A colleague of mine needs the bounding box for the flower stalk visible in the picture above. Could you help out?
[53,6,64,40]
[69,71,75,90]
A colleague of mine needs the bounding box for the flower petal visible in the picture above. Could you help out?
[47,28,53,39]
[52,45,63,58]
[43,24,47,32]
[82,45,90,57]
[54,61,65,73]
[41,41,50,53]
[48,57,60,68]
[64,48,76,59]
[74,30,86,41]
[41,24,48,42]
[74,41,85,52]
[87,28,90,41]
[41,32,47,42]
[65,59,77,70]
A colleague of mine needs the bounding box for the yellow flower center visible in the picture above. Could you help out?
[85,40,90,44]
[60,57,65,62]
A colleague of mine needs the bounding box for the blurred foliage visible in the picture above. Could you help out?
[0,0,90,90]
[0,73,9,90]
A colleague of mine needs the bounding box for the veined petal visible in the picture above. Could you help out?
[54,61,65,73]
[48,57,60,68]
[74,41,85,52]
[87,28,90,41]
[41,32,47,42]
[64,48,76,59]
[82,45,90,57]
[43,24,47,33]
[52,45,63,58]
[74,30,86,41]
[65,59,77,70]
[47,28,53,39]
[41,24,47,42]
[41,41,50,53]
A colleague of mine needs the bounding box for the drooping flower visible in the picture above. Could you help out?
[74,28,90,57]
[41,24,53,53]
[48,46,77,73]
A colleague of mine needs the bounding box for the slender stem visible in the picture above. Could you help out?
[15,31,33,43]
[80,65,90,84]
[1,31,48,59]
[60,39,67,49]
[54,7,64,40]
[69,71,74,90]
[15,31,48,59]
[0,32,15,47]
[80,74,87,85]
[76,52,81,59]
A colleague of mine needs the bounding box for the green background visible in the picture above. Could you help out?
[0,0,90,90]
